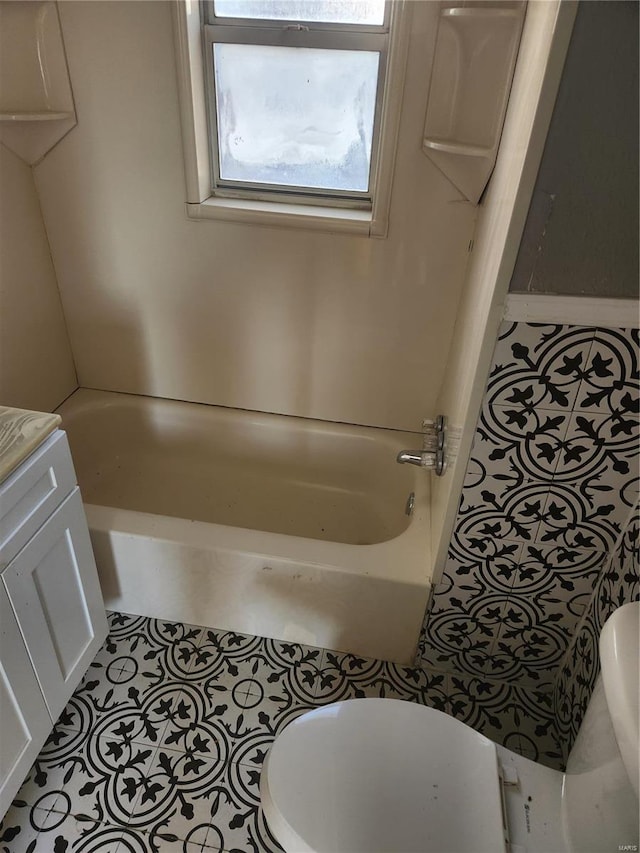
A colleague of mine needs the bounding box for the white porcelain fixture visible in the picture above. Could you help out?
[56,389,431,663]
[262,601,640,852]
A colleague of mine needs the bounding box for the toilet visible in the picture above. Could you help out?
[261,602,639,853]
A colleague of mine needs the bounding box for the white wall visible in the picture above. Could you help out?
[33,1,477,431]
[0,143,77,412]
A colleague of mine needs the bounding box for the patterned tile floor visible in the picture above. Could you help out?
[1,612,563,852]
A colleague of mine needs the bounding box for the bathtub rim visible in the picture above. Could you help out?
[58,387,432,555]
[84,497,431,586]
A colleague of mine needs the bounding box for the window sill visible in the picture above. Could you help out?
[186,196,377,235]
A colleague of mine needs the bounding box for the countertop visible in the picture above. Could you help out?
[0,406,61,485]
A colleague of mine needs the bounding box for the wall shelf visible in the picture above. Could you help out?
[422,138,492,158]
[0,1,76,164]
[441,7,522,19]
[421,2,526,203]
[0,111,74,122]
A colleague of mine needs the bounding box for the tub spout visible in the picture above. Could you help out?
[397,450,430,467]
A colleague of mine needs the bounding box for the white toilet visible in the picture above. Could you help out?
[261,601,639,853]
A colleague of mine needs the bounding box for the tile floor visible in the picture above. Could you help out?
[2,612,562,852]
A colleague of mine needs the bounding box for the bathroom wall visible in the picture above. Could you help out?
[428,0,576,574]
[510,1,639,297]
[0,143,77,412]
[424,0,639,692]
[32,0,477,432]
[553,499,639,761]
[419,319,639,692]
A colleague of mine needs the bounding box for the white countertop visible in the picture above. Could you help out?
[0,407,61,484]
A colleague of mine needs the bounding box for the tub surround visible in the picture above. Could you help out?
[56,389,432,664]
[0,407,61,483]
[0,145,77,414]
[33,0,475,434]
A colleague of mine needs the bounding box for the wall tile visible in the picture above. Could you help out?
[574,328,639,414]
[443,533,524,597]
[535,481,629,552]
[456,477,547,544]
[475,401,570,483]
[420,318,639,760]
[553,502,639,761]
[446,674,562,768]
[488,323,595,410]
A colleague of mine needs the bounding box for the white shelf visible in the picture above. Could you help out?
[442,8,522,19]
[423,138,492,158]
[0,1,76,163]
[0,111,74,122]
[421,2,526,202]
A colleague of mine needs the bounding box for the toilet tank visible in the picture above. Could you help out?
[562,602,639,853]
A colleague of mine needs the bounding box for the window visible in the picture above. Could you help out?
[173,0,410,235]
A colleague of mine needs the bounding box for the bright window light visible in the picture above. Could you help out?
[213,43,379,192]
[213,0,386,25]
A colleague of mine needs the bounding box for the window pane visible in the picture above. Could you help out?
[213,43,379,193]
[213,0,385,26]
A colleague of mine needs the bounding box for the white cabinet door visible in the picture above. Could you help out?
[0,581,51,818]
[2,487,108,722]
[0,431,77,571]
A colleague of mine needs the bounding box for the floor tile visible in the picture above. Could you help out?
[160,630,321,770]
[314,650,449,711]
[1,798,129,852]
[5,608,569,852]
[116,825,212,851]
[0,801,40,852]
[221,761,284,852]
[125,746,226,843]
[78,613,204,706]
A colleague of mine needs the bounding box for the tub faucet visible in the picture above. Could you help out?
[396,415,447,475]
[397,450,430,467]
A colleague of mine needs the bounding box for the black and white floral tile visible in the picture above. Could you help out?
[2,611,561,853]
[419,323,639,692]
[554,500,639,762]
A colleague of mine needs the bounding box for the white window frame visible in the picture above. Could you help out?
[172,0,411,236]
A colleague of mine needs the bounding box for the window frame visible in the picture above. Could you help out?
[172,0,411,236]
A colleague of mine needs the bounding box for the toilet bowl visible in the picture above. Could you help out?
[261,601,639,853]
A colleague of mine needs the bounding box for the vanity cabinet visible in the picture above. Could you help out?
[0,429,108,817]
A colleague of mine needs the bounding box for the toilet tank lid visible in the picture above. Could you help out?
[599,601,639,796]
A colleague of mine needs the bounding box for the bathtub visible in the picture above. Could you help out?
[56,390,432,663]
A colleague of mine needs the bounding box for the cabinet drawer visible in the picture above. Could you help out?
[0,430,76,570]
[2,488,108,722]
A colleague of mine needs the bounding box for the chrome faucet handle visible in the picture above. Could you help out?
[396,415,447,475]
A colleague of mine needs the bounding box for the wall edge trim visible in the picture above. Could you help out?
[505,294,639,328]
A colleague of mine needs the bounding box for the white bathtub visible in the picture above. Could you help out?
[56,390,432,663]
